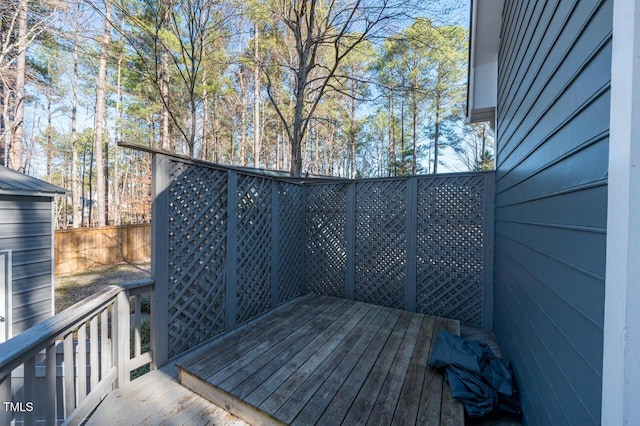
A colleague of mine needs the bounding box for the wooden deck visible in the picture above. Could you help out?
[175,295,464,425]
[86,368,248,425]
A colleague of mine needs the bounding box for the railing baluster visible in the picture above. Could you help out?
[100,308,110,382]
[46,344,57,424]
[23,356,35,426]
[77,322,87,403]
[134,295,141,357]
[0,374,11,425]
[63,332,75,417]
[90,316,99,391]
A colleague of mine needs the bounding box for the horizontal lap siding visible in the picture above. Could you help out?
[0,195,54,335]
[494,0,611,424]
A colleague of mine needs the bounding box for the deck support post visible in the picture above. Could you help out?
[151,153,170,367]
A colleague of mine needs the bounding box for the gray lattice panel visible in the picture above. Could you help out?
[235,174,273,324]
[354,180,407,309]
[278,183,304,303]
[416,175,485,326]
[167,162,228,356]
[304,184,348,298]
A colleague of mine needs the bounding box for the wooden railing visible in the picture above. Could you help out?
[0,279,154,425]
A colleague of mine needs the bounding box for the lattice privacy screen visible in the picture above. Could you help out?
[159,156,492,356]
[235,174,272,324]
[304,174,491,327]
[278,183,305,303]
[304,184,348,298]
[167,161,227,356]
[416,175,486,325]
[164,161,305,356]
[355,179,407,309]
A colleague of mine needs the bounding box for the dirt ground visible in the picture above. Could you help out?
[55,260,151,312]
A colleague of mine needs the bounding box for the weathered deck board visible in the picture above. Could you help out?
[86,368,248,426]
[177,295,464,425]
[184,296,329,378]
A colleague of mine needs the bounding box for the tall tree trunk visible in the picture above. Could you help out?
[93,0,110,227]
[411,84,418,175]
[388,93,395,176]
[239,69,247,166]
[201,69,208,161]
[0,17,6,167]
[114,48,123,225]
[71,27,80,228]
[291,79,306,177]
[212,98,220,163]
[400,96,405,174]
[349,84,356,179]
[46,89,53,181]
[189,87,196,157]
[432,66,445,175]
[88,146,94,227]
[0,84,5,167]
[433,92,440,174]
[81,149,86,227]
[160,5,170,151]
[253,23,260,167]
[9,0,27,171]
[0,82,7,167]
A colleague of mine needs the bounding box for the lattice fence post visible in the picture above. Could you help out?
[225,170,238,331]
[271,179,280,309]
[405,177,418,312]
[346,182,356,300]
[483,172,495,329]
[151,153,169,368]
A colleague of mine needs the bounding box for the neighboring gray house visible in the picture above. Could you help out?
[0,166,66,342]
[468,0,639,424]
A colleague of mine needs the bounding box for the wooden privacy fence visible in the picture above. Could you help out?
[148,150,494,365]
[55,224,151,275]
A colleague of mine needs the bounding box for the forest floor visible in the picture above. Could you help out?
[55,260,151,312]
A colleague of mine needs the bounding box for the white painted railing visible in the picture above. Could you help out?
[0,279,154,425]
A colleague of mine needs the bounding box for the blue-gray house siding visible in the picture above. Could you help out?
[0,195,55,335]
[493,0,611,424]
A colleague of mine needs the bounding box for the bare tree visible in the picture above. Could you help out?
[0,0,61,169]
[261,0,420,176]
[456,121,494,171]
[8,0,28,171]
